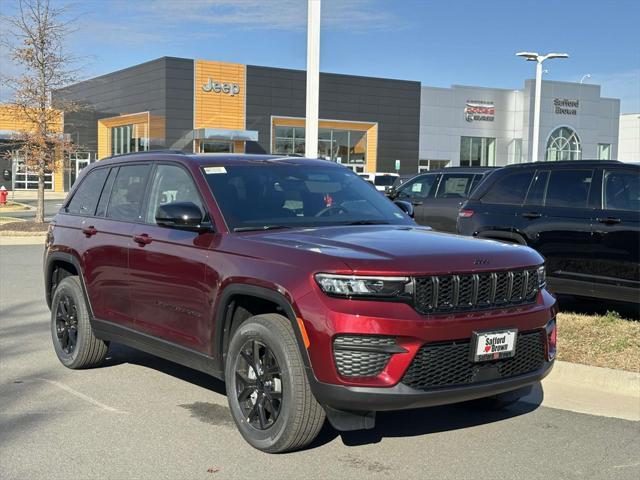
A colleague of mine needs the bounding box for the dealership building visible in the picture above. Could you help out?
[0,56,625,192]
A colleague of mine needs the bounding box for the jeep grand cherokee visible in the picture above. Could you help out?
[44,152,557,453]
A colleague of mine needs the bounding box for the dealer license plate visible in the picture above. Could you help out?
[471,329,517,362]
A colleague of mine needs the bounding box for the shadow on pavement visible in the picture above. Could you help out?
[556,294,639,320]
[103,342,544,450]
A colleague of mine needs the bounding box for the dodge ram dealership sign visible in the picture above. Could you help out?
[464,100,495,122]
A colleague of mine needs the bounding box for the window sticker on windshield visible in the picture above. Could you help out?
[204,166,227,175]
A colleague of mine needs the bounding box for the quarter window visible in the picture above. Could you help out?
[545,169,593,208]
[66,168,109,215]
[145,165,204,223]
[105,164,151,221]
[482,171,534,205]
[603,170,640,211]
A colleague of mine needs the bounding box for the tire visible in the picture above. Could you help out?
[225,313,325,453]
[469,385,533,410]
[50,276,108,369]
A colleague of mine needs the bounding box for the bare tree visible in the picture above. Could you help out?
[1,0,78,222]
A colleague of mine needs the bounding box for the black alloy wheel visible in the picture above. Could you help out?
[235,339,283,430]
[55,294,79,355]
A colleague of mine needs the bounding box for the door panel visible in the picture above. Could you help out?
[129,164,217,353]
[591,168,640,294]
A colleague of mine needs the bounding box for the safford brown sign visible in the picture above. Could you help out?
[464,100,495,122]
[554,98,579,115]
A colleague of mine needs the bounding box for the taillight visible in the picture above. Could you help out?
[458,209,474,218]
[545,318,557,360]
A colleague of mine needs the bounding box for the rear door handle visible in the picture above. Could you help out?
[133,233,153,245]
[521,212,542,219]
[597,217,621,225]
[82,226,97,237]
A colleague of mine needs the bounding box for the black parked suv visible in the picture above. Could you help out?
[387,167,496,232]
[458,160,640,303]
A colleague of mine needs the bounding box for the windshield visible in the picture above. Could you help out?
[202,164,413,231]
[374,175,397,187]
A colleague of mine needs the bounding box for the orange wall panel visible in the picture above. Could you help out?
[194,60,246,131]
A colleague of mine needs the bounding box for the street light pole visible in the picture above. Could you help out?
[516,51,569,162]
[580,74,592,84]
[305,0,321,159]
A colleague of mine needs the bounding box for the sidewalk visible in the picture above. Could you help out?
[9,191,68,200]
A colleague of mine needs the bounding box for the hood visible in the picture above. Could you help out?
[241,225,543,275]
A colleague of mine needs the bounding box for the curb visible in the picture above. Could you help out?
[548,360,639,397]
[0,235,46,246]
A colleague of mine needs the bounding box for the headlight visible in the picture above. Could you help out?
[315,273,412,299]
[537,265,546,289]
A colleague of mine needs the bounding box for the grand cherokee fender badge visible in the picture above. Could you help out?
[473,258,490,266]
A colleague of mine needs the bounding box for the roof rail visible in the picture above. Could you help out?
[504,159,624,168]
[108,149,186,159]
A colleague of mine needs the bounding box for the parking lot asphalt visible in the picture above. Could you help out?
[1,244,639,480]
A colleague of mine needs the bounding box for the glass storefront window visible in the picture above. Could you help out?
[111,123,149,156]
[597,143,611,160]
[274,125,367,164]
[545,127,581,161]
[460,137,496,166]
[200,141,234,153]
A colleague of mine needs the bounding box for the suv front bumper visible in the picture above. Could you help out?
[309,360,553,412]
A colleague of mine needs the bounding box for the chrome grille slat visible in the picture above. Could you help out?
[413,268,539,315]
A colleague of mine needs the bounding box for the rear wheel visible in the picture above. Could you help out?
[225,313,325,453]
[50,276,108,369]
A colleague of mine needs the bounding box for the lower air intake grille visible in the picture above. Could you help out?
[333,335,396,377]
[402,330,546,390]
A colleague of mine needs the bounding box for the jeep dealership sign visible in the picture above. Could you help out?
[202,78,240,96]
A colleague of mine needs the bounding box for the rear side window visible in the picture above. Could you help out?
[435,174,475,198]
[398,175,437,199]
[105,164,151,222]
[374,175,396,187]
[66,168,109,215]
[482,171,534,205]
[545,169,593,208]
[603,169,640,211]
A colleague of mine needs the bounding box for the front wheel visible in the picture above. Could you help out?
[225,313,325,453]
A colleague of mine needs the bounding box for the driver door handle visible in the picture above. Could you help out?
[597,217,621,225]
[521,212,542,219]
[133,233,153,245]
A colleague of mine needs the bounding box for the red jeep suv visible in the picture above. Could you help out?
[44,152,557,452]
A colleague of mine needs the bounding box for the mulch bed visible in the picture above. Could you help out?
[0,221,50,233]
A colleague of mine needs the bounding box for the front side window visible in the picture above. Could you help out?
[397,174,437,200]
[105,164,151,221]
[525,170,550,206]
[460,137,495,166]
[435,174,476,198]
[603,169,640,211]
[545,169,593,208]
[482,171,534,205]
[66,168,109,215]
[202,165,413,231]
[145,165,204,223]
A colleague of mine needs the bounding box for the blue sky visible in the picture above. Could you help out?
[2,0,639,112]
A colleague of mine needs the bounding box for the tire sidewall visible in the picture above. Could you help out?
[225,317,298,451]
[50,277,88,368]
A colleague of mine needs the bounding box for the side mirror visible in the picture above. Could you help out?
[385,186,396,198]
[394,200,414,218]
[2,169,11,181]
[155,201,210,232]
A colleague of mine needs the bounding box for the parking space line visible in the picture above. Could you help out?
[38,378,129,414]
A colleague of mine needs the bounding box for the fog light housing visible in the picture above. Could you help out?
[545,318,557,360]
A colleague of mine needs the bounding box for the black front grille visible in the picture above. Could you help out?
[413,268,539,315]
[402,330,546,390]
[333,335,396,377]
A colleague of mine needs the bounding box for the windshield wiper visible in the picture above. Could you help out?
[343,220,389,225]
[233,225,294,232]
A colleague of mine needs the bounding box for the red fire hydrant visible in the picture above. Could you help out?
[0,186,8,205]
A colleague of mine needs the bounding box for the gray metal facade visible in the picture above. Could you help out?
[54,57,194,154]
[245,66,421,173]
